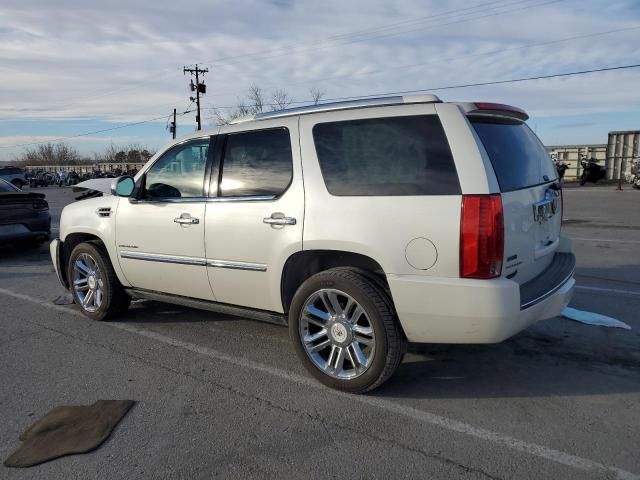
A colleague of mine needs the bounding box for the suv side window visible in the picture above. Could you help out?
[219,128,293,197]
[145,139,210,199]
[312,115,460,196]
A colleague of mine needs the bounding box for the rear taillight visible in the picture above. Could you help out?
[460,194,504,279]
[32,199,48,211]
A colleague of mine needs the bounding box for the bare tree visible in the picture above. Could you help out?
[271,89,293,111]
[309,87,325,105]
[247,85,265,114]
[13,143,81,166]
[211,85,273,125]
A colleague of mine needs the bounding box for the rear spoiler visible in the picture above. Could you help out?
[458,102,529,121]
[0,191,45,200]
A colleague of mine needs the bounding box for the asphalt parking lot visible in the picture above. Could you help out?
[1,185,639,479]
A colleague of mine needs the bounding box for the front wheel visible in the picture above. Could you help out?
[67,242,130,321]
[289,268,406,393]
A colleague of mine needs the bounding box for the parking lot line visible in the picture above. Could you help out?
[571,237,640,244]
[0,286,637,479]
[576,285,640,297]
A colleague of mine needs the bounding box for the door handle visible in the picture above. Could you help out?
[174,214,199,225]
[263,213,296,226]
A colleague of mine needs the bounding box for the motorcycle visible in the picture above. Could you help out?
[629,158,640,190]
[579,157,606,185]
[554,160,569,181]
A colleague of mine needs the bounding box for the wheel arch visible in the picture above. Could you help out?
[280,249,390,313]
[61,231,130,288]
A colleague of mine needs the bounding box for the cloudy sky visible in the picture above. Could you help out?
[0,0,639,159]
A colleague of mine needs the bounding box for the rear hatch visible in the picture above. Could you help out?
[470,116,561,284]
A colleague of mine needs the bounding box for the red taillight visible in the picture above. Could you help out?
[32,199,48,211]
[472,102,529,121]
[460,194,504,279]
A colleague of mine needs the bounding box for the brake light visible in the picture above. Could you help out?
[32,199,48,211]
[460,194,504,279]
[471,102,529,121]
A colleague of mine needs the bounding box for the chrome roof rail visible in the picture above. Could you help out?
[228,94,442,124]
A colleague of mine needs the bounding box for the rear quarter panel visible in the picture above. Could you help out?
[299,103,468,278]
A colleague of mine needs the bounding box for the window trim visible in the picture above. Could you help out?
[311,114,461,197]
[139,136,213,203]
[211,126,294,202]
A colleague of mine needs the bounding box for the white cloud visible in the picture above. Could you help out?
[0,0,638,147]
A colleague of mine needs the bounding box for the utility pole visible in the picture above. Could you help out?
[183,64,208,131]
[169,108,177,139]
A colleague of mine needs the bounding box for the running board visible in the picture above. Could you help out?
[126,288,288,326]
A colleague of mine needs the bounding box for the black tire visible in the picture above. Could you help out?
[579,174,587,186]
[67,241,130,321]
[289,268,406,393]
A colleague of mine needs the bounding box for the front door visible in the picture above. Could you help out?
[204,118,304,313]
[116,137,215,300]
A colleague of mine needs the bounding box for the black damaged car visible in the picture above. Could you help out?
[0,178,51,244]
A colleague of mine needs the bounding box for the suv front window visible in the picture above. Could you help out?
[145,139,210,198]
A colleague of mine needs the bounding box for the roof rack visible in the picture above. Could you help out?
[229,94,442,124]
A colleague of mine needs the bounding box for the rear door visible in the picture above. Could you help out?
[470,117,561,284]
[204,118,304,313]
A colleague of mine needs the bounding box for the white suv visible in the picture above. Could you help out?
[50,95,575,392]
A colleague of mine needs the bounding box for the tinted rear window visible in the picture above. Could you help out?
[312,115,460,196]
[471,118,556,192]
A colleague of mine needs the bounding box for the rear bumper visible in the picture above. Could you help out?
[50,238,69,289]
[388,253,575,344]
[0,213,51,241]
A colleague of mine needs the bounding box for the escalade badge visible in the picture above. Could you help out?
[532,189,559,223]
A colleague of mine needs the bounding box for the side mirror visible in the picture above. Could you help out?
[111,176,135,197]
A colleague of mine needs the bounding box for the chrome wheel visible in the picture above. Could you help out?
[72,253,104,313]
[299,288,375,380]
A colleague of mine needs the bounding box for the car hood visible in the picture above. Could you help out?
[73,178,113,195]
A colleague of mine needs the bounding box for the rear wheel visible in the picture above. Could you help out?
[579,173,587,186]
[289,268,406,393]
[67,242,130,321]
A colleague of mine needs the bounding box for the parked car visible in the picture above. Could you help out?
[50,95,575,392]
[0,166,28,189]
[0,178,51,243]
[28,171,54,188]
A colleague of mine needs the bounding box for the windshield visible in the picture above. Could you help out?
[471,118,557,192]
[0,179,19,192]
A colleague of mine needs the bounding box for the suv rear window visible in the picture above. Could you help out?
[312,115,460,196]
[471,118,556,192]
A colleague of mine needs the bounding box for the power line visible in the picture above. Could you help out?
[203,62,640,111]
[2,62,638,149]
[0,112,194,149]
[198,24,640,102]
[18,0,556,114]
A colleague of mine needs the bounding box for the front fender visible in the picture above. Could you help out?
[59,196,131,287]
